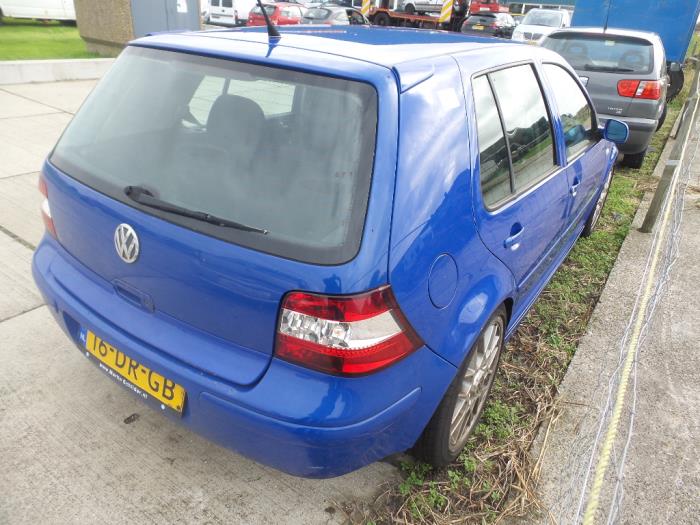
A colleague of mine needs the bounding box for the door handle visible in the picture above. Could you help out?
[503,223,524,250]
[570,176,582,196]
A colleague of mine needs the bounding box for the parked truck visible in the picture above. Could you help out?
[369,0,469,31]
[368,0,510,31]
[572,0,700,99]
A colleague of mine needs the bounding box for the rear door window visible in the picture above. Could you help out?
[542,33,654,74]
[50,47,378,265]
[489,64,556,192]
[543,63,596,161]
[473,76,512,208]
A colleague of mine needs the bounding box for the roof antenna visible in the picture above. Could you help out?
[256,0,280,40]
[603,0,613,32]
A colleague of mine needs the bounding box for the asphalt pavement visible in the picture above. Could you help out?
[0,81,399,525]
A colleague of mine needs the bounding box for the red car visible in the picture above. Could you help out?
[247,3,306,26]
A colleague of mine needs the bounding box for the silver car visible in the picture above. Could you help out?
[542,28,668,168]
[400,0,441,14]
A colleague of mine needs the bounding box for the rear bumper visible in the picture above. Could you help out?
[598,113,657,155]
[32,235,456,478]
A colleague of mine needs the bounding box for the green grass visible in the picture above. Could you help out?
[354,57,698,525]
[0,17,98,60]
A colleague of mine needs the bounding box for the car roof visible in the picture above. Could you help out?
[525,8,564,13]
[308,5,351,11]
[548,26,661,43]
[136,26,520,69]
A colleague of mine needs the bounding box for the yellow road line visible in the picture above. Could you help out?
[582,93,700,525]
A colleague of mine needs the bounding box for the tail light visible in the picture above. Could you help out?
[38,175,57,238]
[617,79,661,100]
[275,286,423,376]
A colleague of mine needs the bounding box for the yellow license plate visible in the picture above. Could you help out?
[473,24,484,30]
[81,329,186,415]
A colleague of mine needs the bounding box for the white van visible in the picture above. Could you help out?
[0,0,75,21]
[208,0,256,26]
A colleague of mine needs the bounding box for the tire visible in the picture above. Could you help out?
[413,305,507,467]
[374,12,391,26]
[404,3,415,14]
[581,168,613,237]
[667,68,684,101]
[622,149,647,169]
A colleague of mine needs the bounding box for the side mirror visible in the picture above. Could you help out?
[602,118,629,144]
[669,61,682,72]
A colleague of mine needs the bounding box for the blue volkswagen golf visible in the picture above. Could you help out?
[32,25,627,477]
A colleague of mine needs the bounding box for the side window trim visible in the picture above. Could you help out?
[472,61,564,212]
[484,74,516,194]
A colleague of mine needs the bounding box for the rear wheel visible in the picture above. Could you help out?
[374,12,391,25]
[581,168,613,237]
[622,149,647,169]
[413,305,506,466]
[404,3,415,13]
[668,68,684,101]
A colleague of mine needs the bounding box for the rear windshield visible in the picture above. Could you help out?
[543,33,653,74]
[466,14,496,23]
[522,10,562,27]
[250,5,276,14]
[50,46,378,265]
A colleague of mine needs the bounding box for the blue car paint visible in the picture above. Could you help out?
[32,235,456,477]
[32,26,617,477]
[388,54,517,368]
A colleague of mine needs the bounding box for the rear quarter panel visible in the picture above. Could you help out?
[389,55,515,368]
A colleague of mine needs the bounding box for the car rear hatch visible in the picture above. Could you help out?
[210,0,235,22]
[45,41,388,387]
[542,32,658,118]
[463,14,496,32]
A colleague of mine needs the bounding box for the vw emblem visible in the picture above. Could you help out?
[114,223,139,264]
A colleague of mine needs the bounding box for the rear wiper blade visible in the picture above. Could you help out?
[583,64,635,72]
[124,185,268,235]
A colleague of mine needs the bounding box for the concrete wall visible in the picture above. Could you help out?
[74,0,202,57]
[74,0,134,57]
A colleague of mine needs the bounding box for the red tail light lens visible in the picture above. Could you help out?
[38,176,57,238]
[617,79,661,100]
[275,286,423,376]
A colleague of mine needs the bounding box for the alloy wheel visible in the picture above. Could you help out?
[448,316,504,453]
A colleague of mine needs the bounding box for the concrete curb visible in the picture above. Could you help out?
[529,106,699,524]
[0,58,114,85]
